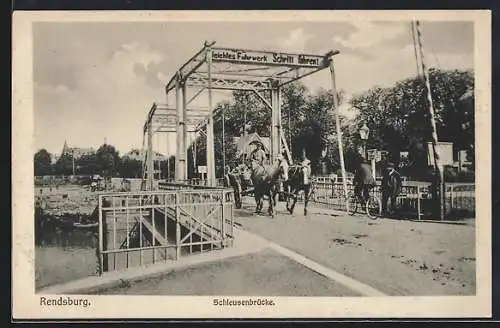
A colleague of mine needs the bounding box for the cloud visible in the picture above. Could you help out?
[333,21,405,50]
[277,28,314,52]
[33,21,474,158]
[298,41,473,99]
[35,42,171,155]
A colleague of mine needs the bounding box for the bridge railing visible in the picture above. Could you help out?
[97,188,234,274]
[310,179,475,220]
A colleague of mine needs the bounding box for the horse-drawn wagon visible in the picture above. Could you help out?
[225,133,270,208]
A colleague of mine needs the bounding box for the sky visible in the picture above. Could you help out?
[33,20,474,156]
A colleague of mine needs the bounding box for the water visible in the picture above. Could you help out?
[35,228,99,291]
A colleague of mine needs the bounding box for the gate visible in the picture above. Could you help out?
[97,189,234,274]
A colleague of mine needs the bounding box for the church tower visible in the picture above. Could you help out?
[62,139,69,155]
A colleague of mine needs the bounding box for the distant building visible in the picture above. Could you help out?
[122,148,168,162]
[61,140,95,159]
[50,154,60,164]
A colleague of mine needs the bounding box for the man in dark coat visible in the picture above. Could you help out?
[250,143,267,166]
[381,162,403,215]
[353,158,376,204]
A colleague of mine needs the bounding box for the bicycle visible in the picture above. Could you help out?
[346,190,382,219]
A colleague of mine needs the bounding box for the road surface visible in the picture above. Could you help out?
[233,199,476,296]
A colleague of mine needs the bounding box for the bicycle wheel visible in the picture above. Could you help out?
[366,195,382,219]
[346,193,358,215]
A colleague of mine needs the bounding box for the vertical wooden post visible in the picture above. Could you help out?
[271,86,279,162]
[98,195,104,275]
[112,196,116,271]
[222,106,226,174]
[220,190,225,249]
[193,130,197,178]
[328,54,349,211]
[417,185,421,220]
[164,194,168,261]
[175,192,181,260]
[152,198,156,264]
[147,114,154,191]
[182,84,188,180]
[415,20,445,221]
[206,46,216,187]
[450,184,454,210]
[139,196,143,266]
[277,86,282,158]
[125,196,129,268]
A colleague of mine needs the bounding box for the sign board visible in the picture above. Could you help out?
[197,166,207,174]
[458,149,472,171]
[211,48,326,68]
[427,142,454,166]
[367,149,377,161]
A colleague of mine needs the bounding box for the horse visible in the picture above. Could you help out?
[282,164,313,216]
[248,160,286,217]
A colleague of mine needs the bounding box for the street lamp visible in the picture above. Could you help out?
[359,123,370,160]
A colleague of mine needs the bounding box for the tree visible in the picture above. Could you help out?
[95,144,121,177]
[53,152,73,175]
[180,68,473,180]
[118,157,142,178]
[34,149,52,176]
[281,82,309,159]
[76,153,98,175]
[348,68,474,179]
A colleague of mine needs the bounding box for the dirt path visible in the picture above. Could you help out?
[234,201,475,296]
[93,248,360,296]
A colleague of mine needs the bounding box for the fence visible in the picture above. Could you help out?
[310,178,475,220]
[158,179,227,190]
[97,188,234,274]
[445,183,476,218]
[35,175,92,186]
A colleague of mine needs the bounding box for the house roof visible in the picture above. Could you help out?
[123,149,168,161]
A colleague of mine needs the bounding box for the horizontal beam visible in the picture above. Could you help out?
[153,127,197,133]
[165,41,216,93]
[152,115,207,126]
[152,110,210,117]
[186,75,271,91]
[211,47,331,69]
[278,64,331,88]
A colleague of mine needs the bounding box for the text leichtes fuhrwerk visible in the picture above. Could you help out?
[212,50,323,67]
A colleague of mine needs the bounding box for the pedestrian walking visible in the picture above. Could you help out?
[381,162,403,216]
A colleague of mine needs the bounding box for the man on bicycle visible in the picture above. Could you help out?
[353,156,376,207]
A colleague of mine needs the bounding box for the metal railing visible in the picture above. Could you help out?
[445,182,475,218]
[158,178,228,190]
[97,188,234,274]
[309,179,474,220]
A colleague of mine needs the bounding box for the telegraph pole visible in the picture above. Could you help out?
[72,149,75,176]
[414,20,445,221]
[327,51,349,211]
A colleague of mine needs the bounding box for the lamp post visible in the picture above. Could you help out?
[359,123,370,161]
[71,149,76,176]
